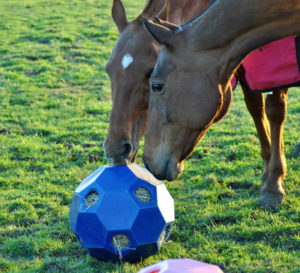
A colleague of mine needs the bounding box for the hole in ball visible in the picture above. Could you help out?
[164,224,172,239]
[84,191,99,207]
[158,224,172,248]
[135,187,151,203]
[158,229,166,248]
[112,234,130,249]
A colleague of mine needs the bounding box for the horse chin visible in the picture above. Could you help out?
[165,160,184,181]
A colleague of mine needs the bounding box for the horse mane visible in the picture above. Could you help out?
[180,0,217,30]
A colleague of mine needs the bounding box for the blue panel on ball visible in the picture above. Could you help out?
[69,164,175,263]
[131,207,165,245]
[99,192,139,231]
[76,213,107,246]
[98,166,137,192]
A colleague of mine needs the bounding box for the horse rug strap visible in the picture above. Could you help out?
[239,36,300,93]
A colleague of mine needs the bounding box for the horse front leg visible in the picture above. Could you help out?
[241,84,271,183]
[258,89,288,207]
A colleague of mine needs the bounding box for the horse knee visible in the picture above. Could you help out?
[270,161,286,177]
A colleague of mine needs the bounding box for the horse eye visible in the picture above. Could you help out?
[151,82,165,93]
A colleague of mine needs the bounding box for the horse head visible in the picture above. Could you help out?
[143,0,300,181]
[104,0,164,165]
[143,20,226,180]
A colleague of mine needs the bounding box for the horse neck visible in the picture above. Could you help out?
[158,0,211,24]
[191,0,300,78]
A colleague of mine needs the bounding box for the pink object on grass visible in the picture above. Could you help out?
[138,259,224,273]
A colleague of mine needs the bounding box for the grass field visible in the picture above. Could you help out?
[0,0,299,272]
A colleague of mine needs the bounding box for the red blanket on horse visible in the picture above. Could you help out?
[237,36,300,92]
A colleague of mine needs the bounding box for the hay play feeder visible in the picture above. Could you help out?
[70,164,174,263]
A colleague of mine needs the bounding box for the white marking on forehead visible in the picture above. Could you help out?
[122,53,133,70]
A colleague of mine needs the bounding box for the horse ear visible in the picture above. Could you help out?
[137,0,166,20]
[112,0,128,33]
[143,19,176,47]
[154,17,179,32]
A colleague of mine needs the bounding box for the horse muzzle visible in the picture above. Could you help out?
[143,154,184,181]
[103,139,136,165]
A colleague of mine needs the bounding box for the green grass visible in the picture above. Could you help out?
[0,0,299,272]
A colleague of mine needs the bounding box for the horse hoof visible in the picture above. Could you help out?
[258,191,284,208]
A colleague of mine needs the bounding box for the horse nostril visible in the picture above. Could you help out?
[121,141,133,159]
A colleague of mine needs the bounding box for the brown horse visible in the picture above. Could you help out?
[104,0,293,167]
[143,0,300,207]
[104,0,212,165]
